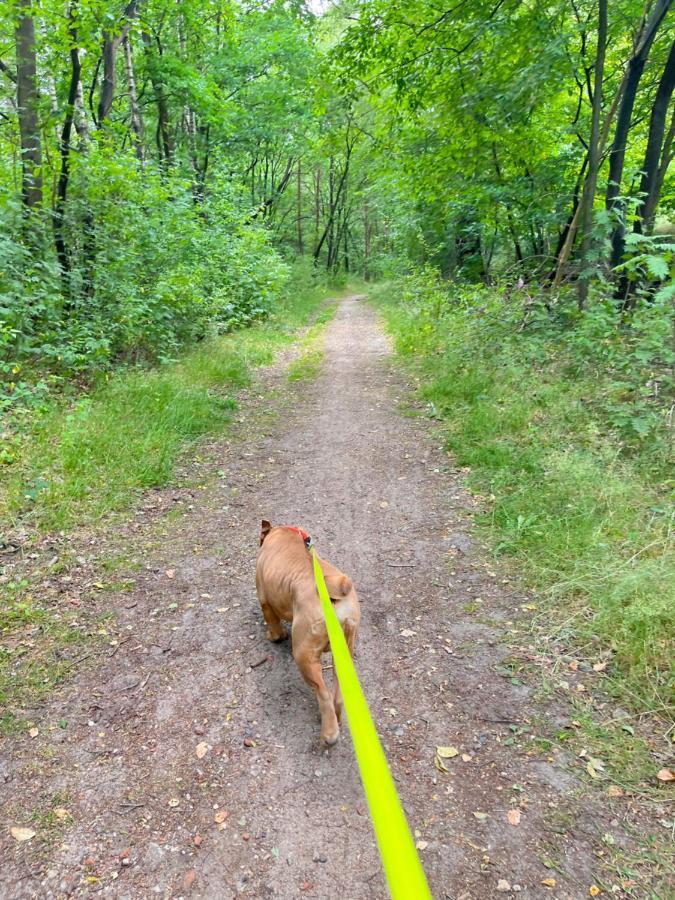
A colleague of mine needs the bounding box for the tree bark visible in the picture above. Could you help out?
[141,30,172,165]
[577,0,608,310]
[15,0,42,211]
[123,34,144,162]
[606,0,671,269]
[53,4,82,287]
[636,40,675,231]
[97,0,142,125]
[296,158,304,254]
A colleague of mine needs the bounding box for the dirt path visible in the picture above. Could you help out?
[1,299,664,899]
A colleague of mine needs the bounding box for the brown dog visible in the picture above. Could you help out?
[255,520,360,745]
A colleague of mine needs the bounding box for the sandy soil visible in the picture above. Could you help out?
[0,298,668,899]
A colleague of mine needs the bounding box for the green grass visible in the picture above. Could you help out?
[372,282,674,719]
[0,276,344,533]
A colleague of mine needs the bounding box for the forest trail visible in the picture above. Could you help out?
[0,299,656,899]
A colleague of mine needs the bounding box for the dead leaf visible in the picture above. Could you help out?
[436,746,459,759]
[589,887,601,897]
[586,757,605,779]
[53,808,70,821]
[379,501,389,509]
[473,811,488,820]
[168,798,180,808]
[165,569,175,579]
[657,768,674,782]
[399,628,416,638]
[415,840,428,850]
[592,661,607,672]
[183,869,196,891]
[10,827,36,842]
[507,808,521,826]
[28,727,38,738]
[541,878,557,888]
[195,742,209,759]
[433,755,449,773]
[461,753,472,762]
[607,785,624,797]
[496,879,511,892]
[214,810,228,824]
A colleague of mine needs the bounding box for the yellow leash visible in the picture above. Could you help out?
[311,549,433,900]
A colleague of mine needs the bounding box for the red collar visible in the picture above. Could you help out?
[285,526,313,549]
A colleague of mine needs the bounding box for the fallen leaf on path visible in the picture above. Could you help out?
[399,629,416,638]
[165,569,175,579]
[434,756,449,773]
[195,741,209,759]
[53,808,70,821]
[607,785,624,797]
[415,840,428,850]
[585,758,605,779]
[183,869,196,891]
[461,753,472,762]
[28,727,38,738]
[589,886,601,896]
[436,746,459,758]
[193,834,202,847]
[473,811,488,820]
[379,501,389,509]
[657,768,674,782]
[496,880,511,892]
[10,827,35,842]
[168,798,180,808]
[214,810,228,824]
[541,878,557,888]
[507,808,521,826]
[592,661,607,672]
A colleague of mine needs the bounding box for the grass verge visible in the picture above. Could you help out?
[0,278,344,534]
[370,280,674,724]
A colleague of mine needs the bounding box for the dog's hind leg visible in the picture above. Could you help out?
[294,639,340,746]
[332,619,357,725]
[256,573,287,642]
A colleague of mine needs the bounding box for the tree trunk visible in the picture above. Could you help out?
[123,34,145,162]
[141,31,171,165]
[314,166,321,246]
[53,5,82,290]
[15,0,42,211]
[98,0,142,125]
[637,40,675,231]
[577,0,607,310]
[606,0,671,269]
[364,202,371,280]
[296,158,304,254]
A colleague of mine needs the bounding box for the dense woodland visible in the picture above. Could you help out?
[2,0,675,375]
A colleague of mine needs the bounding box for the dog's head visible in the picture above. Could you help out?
[260,519,272,546]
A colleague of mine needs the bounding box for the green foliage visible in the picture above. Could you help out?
[0,275,338,532]
[374,274,674,713]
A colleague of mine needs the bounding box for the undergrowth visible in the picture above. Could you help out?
[0,269,345,534]
[372,274,674,719]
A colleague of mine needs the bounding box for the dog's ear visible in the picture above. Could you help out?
[325,574,352,599]
[260,519,272,546]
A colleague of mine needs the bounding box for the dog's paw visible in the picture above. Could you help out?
[321,728,340,747]
[267,628,288,643]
